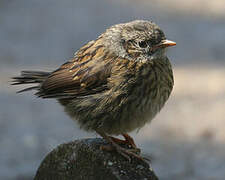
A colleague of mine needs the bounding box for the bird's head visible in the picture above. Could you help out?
[103,20,176,62]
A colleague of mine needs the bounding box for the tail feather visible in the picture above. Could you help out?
[11,71,50,93]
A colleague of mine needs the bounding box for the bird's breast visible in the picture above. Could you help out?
[117,59,174,130]
[69,58,174,135]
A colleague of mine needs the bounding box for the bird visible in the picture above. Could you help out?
[12,20,176,161]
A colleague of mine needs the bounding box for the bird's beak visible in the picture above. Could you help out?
[160,39,176,47]
[153,39,176,51]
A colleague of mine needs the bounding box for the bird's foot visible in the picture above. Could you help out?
[109,134,141,153]
[100,143,143,162]
[97,131,147,162]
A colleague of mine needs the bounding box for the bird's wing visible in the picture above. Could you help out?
[37,41,113,99]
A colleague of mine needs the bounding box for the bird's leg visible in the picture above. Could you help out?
[122,133,138,149]
[108,134,140,153]
[96,130,144,162]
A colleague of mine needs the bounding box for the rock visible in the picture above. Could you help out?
[34,138,158,180]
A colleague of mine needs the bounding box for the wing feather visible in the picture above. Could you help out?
[37,41,113,99]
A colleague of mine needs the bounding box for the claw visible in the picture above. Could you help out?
[122,133,137,149]
[109,134,140,152]
[97,131,146,162]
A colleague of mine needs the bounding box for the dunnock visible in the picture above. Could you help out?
[12,20,176,161]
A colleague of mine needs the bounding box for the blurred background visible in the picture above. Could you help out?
[1,0,225,179]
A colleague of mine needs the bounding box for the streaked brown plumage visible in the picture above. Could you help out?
[12,20,176,161]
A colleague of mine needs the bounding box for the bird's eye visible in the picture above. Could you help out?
[147,40,152,46]
[138,41,148,48]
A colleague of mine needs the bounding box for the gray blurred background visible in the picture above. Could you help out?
[1,0,225,179]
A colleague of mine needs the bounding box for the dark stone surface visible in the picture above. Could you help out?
[34,138,158,180]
